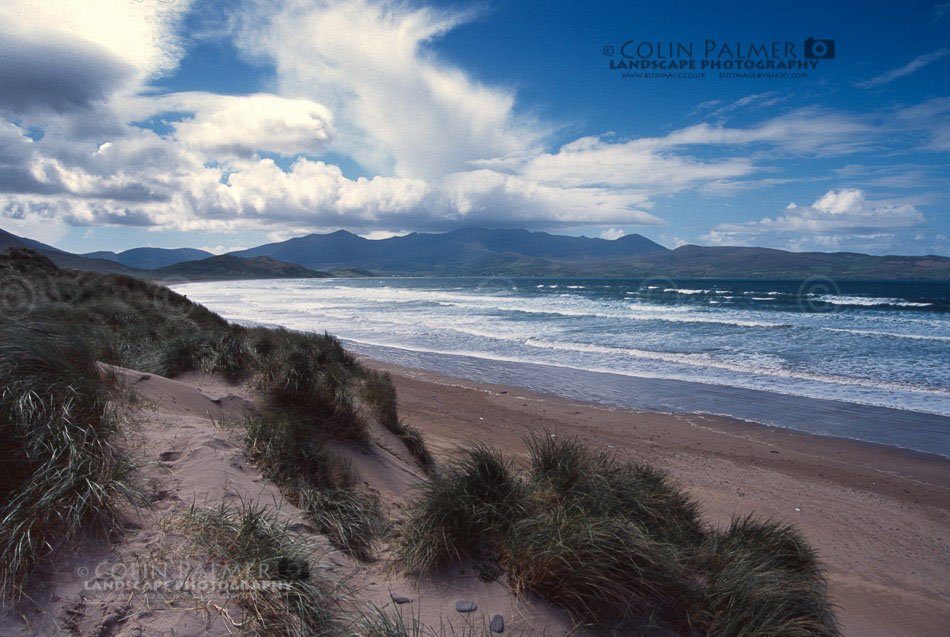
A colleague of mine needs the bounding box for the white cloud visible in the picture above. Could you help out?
[201,244,247,255]
[895,98,950,151]
[168,94,335,158]
[858,49,950,88]
[0,0,192,115]
[359,230,408,240]
[517,135,756,192]
[659,107,873,156]
[1,0,945,250]
[600,228,625,240]
[695,91,787,118]
[0,0,192,81]
[703,188,929,251]
[236,0,542,180]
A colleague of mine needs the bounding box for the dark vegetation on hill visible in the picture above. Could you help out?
[83,247,213,270]
[153,254,331,280]
[0,247,838,634]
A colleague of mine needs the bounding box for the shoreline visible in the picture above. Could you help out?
[361,356,950,636]
[341,338,950,458]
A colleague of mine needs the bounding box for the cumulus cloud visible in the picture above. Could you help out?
[703,189,929,251]
[0,0,944,249]
[165,93,336,158]
[600,228,626,240]
[235,0,542,180]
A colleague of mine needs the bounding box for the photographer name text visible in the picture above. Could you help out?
[603,37,835,77]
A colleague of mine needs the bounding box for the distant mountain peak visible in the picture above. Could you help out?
[229,227,668,273]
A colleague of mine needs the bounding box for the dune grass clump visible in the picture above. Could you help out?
[300,487,386,562]
[505,504,694,630]
[185,501,340,635]
[258,333,369,445]
[397,445,522,573]
[527,433,706,548]
[0,323,136,598]
[0,248,247,380]
[699,516,837,635]
[362,371,434,472]
[398,434,837,634]
[246,414,385,560]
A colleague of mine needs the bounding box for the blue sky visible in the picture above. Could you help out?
[0,0,948,255]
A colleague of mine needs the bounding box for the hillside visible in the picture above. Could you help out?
[621,245,950,279]
[84,247,212,269]
[0,228,142,274]
[475,245,950,279]
[153,254,332,280]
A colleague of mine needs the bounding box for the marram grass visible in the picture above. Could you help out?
[0,322,138,599]
[398,433,838,635]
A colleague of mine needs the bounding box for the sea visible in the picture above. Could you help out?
[171,277,950,457]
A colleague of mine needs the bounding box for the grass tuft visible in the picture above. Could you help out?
[362,372,435,472]
[185,500,340,635]
[259,337,369,445]
[698,515,838,635]
[397,445,522,574]
[246,414,385,560]
[0,323,136,598]
[398,433,837,634]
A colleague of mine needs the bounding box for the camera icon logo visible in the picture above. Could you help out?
[804,37,835,59]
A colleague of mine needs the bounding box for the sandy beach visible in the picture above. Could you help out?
[364,357,950,636]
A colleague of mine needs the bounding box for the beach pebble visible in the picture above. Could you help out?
[391,593,411,604]
[490,614,504,632]
[455,600,477,613]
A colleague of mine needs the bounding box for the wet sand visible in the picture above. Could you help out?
[364,358,950,636]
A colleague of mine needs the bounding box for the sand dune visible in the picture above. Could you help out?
[1,367,576,635]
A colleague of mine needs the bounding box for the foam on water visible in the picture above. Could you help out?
[172,276,950,452]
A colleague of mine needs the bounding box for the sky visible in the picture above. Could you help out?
[0,0,948,256]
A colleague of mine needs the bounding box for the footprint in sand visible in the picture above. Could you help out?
[203,436,236,450]
[158,451,181,462]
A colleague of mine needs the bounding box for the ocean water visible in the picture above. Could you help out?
[172,277,950,456]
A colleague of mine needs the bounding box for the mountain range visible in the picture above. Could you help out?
[231,228,668,272]
[2,226,949,280]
